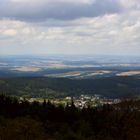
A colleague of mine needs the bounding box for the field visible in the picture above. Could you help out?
[0,55,140,99]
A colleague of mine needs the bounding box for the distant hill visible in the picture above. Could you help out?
[0,76,140,99]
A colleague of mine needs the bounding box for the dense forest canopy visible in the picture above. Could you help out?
[0,76,140,98]
[0,94,140,140]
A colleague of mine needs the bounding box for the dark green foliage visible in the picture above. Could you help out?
[0,76,140,98]
[0,117,48,140]
[1,95,140,139]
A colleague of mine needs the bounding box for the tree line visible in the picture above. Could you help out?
[0,94,140,139]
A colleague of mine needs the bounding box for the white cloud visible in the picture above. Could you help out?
[2,29,17,36]
[0,0,140,55]
[119,0,140,9]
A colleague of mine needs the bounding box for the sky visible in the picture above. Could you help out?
[0,0,140,55]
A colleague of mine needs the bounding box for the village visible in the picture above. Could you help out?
[20,94,121,109]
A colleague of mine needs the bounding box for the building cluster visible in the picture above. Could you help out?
[65,95,121,108]
[20,95,121,109]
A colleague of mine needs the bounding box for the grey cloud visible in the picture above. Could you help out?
[0,0,122,21]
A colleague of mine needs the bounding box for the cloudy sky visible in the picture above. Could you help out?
[0,0,140,55]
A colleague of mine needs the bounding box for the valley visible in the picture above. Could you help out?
[0,55,140,99]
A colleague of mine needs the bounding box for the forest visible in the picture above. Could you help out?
[0,76,140,98]
[1,94,140,140]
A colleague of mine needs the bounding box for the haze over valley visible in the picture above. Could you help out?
[0,55,140,99]
[0,55,140,79]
